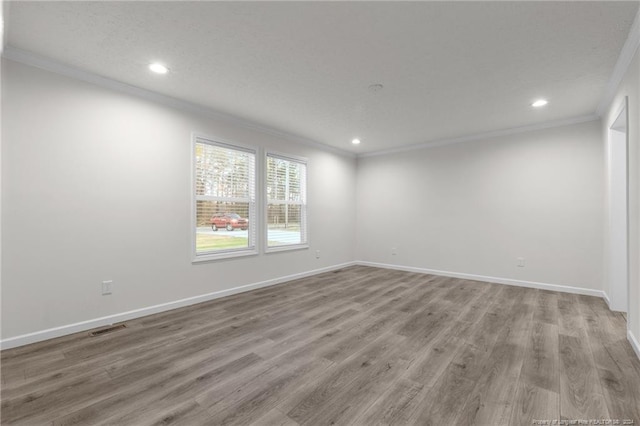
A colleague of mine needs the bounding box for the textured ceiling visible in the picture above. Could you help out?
[6,1,639,154]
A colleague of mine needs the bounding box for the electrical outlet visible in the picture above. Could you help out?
[517,257,525,267]
[391,247,398,256]
[102,280,113,295]
[315,250,321,259]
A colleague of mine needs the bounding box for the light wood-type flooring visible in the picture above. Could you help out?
[2,266,640,425]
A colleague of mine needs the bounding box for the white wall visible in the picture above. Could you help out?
[603,47,640,348]
[0,59,357,341]
[0,55,626,349]
[356,120,604,291]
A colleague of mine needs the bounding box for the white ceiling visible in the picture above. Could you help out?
[5,1,640,154]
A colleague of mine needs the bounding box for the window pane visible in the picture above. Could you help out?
[266,156,287,201]
[195,142,253,198]
[266,157,306,202]
[287,162,302,202]
[196,201,251,254]
[266,154,307,249]
[194,138,256,259]
[268,204,303,247]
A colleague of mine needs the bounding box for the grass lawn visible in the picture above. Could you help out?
[196,232,290,253]
[196,233,248,251]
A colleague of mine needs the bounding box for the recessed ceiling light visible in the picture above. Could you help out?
[368,84,384,93]
[149,63,169,74]
[352,138,361,145]
[531,99,548,107]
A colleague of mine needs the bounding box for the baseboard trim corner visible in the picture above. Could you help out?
[0,261,357,350]
[628,330,640,361]
[356,261,606,299]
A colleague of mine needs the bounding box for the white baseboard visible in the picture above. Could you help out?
[0,261,357,350]
[360,261,640,361]
[628,330,640,361]
[603,291,612,309]
[0,260,620,350]
[356,261,607,299]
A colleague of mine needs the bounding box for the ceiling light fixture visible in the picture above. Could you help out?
[368,84,384,93]
[149,63,169,74]
[352,138,361,145]
[531,99,548,108]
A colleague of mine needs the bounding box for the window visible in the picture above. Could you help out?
[193,136,256,260]
[266,153,308,250]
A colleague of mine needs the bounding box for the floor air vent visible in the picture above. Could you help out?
[89,324,127,337]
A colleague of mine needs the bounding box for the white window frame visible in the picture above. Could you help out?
[264,152,309,253]
[191,133,258,262]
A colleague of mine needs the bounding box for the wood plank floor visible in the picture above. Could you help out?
[2,266,639,425]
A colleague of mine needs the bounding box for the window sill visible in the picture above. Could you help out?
[265,244,309,254]
[192,248,258,263]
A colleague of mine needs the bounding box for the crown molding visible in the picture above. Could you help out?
[596,6,640,116]
[4,31,625,161]
[2,46,356,159]
[358,114,600,159]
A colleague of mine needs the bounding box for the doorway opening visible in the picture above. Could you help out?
[607,97,629,313]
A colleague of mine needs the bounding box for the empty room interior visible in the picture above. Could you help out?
[2,1,640,425]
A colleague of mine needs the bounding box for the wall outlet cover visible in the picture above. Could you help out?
[102,280,113,295]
